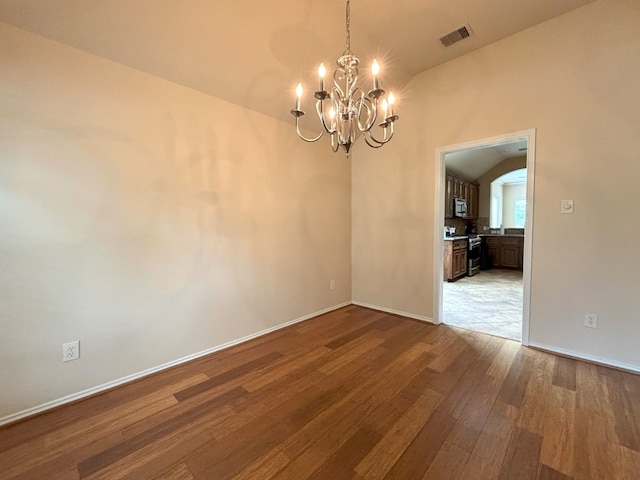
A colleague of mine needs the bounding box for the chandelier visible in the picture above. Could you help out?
[290,0,399,157]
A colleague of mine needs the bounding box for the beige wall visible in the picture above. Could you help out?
[0,23,351,419]
[3,0,640,421]
[477,156,527,218]
[352,0,640,369]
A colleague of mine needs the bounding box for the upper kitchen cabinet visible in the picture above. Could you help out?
[445,173,479,219]
[444,175,454,218]
[468,183,479,219]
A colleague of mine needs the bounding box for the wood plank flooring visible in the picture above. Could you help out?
[1,305,639,479]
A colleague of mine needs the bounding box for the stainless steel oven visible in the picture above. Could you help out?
[468,236,481,276]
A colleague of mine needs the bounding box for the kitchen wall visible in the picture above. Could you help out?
[0,23,351,420]
[477,156,527,218]
[445,218,473,236]
[352,0,640,370]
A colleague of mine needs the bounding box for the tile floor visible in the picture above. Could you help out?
[443,269,523,341]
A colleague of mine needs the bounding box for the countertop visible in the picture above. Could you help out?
[479,234,525,238]
[444,234,525,241]
[444,236,469,241]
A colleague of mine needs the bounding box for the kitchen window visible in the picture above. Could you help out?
[514,200,526,228]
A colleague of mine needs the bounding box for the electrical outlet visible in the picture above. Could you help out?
[63,341,80,362]
[330,280,336,291]
[584,313,598,329]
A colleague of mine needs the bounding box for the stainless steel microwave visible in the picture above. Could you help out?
[454,198,467,217]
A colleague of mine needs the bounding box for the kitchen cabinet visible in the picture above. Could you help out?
[445,173,479,219]
[485,236,501,267]
[444,239,468,281]
[445,176,453,218]
[483,235,524,270]
[468,183,479,219]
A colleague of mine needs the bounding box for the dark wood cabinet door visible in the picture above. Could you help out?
[461,183,469,204]
[485,237,501,267]
[487,245,501,267]
[468,184,479,218]
[501,245,520,268]
[445,240,468,281]
[453,249,466,278]
[445,175,453,218]
[518,238,524,270]
[460,249,468,277]
[443,242,453,280]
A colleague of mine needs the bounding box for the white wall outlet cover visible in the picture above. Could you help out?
[561,199,574,214]
[63,340,80,362]
[584,313,598,328]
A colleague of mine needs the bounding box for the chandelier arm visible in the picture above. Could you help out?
[350,117,358,144]
[316,98,337,135]
[364,134,385,148]
[356,99,366,132]
[365,123,395,146]
[356,96,377,132]
[364,129,385,146]
[333,69,346,99]
[295,116,324,143]
[330,133,340,152]
[348,71,359,98]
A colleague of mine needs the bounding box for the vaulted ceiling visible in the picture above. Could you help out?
[0,0,596,123]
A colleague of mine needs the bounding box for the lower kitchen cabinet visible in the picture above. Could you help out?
[444,239,468,281]
[483,235,524,270]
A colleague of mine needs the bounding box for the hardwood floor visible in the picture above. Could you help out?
[1,305,639,479]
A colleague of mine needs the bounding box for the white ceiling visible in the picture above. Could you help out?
[445,140,527,181]
[0,0,596,124]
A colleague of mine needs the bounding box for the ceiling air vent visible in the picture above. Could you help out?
[439,24,473,47]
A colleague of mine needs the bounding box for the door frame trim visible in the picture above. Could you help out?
[433,129,536,345]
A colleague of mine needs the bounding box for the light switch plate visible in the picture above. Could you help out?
[561,199,574,214]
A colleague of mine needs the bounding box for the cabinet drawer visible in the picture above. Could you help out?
[453,240,467,250]
[501,237,521,245]
[485,237,501,245]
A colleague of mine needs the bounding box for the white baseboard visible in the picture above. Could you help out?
[351,301,435,324]
[528,341,640,374]
[0,302,351,427]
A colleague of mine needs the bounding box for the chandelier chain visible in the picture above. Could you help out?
[345,0,351,54]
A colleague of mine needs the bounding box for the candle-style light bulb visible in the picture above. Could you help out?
[318,63,326,92]
[295,83,303,110]
[381,98,388,118]
[328,107,336,129]
[371,59,380,90]
[388,92,395,116]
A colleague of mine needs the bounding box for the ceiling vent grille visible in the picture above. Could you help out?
[439,24,473,47]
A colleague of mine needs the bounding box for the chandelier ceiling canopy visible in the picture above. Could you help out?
[290,0,399,158]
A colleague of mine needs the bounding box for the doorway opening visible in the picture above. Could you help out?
[434,129,535,345]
